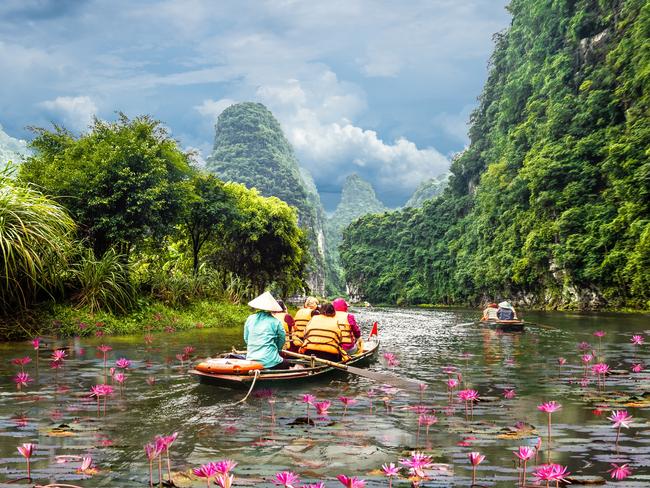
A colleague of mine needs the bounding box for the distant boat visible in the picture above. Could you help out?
[478,319,525,331]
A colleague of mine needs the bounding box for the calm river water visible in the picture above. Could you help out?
[0,308,649,487]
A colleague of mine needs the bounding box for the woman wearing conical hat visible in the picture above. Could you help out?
[244,291,290,369]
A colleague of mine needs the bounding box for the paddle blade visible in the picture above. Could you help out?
[346,365,421,390]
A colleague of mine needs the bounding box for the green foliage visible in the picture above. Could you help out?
[70,247,136,314]
[206,102,326,293]
[20,114,192,256]
[0,170,75,315]
[341,0,649,310]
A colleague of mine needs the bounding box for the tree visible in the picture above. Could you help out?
[20,114,192,257]
[182,174,238,275]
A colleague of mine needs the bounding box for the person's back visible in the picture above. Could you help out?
[332,298,361,353]
[496,301,517,320]
[244,311,285,368]
[482,303,499,320]
[300,304,342,361]
[292,296,319,348]
[272,300,294,350]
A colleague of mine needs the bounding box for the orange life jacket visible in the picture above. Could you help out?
[335,310,353,346]
[300,315,342,356]
[292,307,313,347]
[272,312,291,350]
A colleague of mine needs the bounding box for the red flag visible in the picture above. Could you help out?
[368,321,378,339]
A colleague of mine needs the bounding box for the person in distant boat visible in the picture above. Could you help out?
[332,298,361,354]
[272,300,295,350]
[292,296,320,350]
[243,291,289,369]
[481,302,499,321]
[497,301,518,320]
[300,303,343,362]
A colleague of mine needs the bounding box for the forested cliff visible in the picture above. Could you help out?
[206,103,327,294]
[341,0,649,310]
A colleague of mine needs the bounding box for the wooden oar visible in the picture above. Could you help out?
[282,350,421,390]
[525,321,560,331]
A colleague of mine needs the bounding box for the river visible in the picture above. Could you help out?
[0,308,648,487]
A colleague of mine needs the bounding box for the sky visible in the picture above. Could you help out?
[0,0,511,209]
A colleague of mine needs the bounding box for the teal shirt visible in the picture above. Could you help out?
[244,311,286,369]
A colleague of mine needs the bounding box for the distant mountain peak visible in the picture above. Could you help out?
[0,125,29,167]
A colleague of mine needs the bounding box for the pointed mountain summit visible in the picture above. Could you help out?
[206,102,327,294]
[404,174,449,208]
[325,174,386,293]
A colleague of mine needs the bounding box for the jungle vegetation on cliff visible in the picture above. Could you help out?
[341,0,649,309]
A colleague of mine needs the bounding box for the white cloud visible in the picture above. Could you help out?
[194,98,236,124]
[39,96,97,132]
[431,105,474,146]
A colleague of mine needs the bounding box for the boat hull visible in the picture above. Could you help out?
[479,319,525,331]
[190,340,380,388]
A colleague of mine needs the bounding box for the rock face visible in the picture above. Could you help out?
[325,174,386,294]
[206,102,327,294]
[404,174,449,208]
[0,125,29,169]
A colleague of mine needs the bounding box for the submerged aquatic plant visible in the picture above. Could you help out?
[274,471,300,487]
[17,442,36,480]
[607,410,633,445]
[537,401,561,445]
[467,452,485,486]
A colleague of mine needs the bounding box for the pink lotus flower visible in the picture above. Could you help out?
[609,463,632,480]
[214,460,237,474]
[336,474,366,487]
[31,338,40,350]
[592,362,610,374]
[514,446,535,461]
[593,330,605,338]
[631,363,644,373]
[193,462,218,488]
[538,401,561,445]
[315,401,331,416]
[557,357,566,365]
[581,353,593,364]
[577,341,591,351]
[11,357,32,368]
[184,346,195,355]
[399,451,433,478]
[115,357,131,369]
[52,349,67,361]
[301,483,325,488]
[382,462,399,478]
[631,334,644,345]
[532,463,570,484]
[216,473,235,488]
[301,394,315,405]
[14,371,33,390]
[608,409,633,445]
[274,471,300,487]
[113,372,126,384]
[383,352,400,367]
[339,396,357,409]
[503,389,516,399]
[468,452,485,485]
[17,442,36,479]
[537,401,561,413]
[458,389,479,401]
[447,378,459,389]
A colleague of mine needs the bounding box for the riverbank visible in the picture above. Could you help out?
[0,299,250,341]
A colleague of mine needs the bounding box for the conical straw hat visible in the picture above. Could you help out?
[248,291,283,312]
[498,301,513,309]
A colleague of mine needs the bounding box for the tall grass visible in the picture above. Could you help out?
[71,248,136,314]
[0,172,75,315]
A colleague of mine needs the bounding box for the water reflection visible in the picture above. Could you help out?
[0,308,648,486]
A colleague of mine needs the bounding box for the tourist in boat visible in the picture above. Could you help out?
[292,296,320,349]
[332,298,361,354]
[300,303,344,362]
[497,301,518,320]
[481,302,499,321]
[272,299,295,350]
[243,291,290,370]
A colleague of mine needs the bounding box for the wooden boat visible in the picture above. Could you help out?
[478,319,525,331]
[189,340,380,388]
